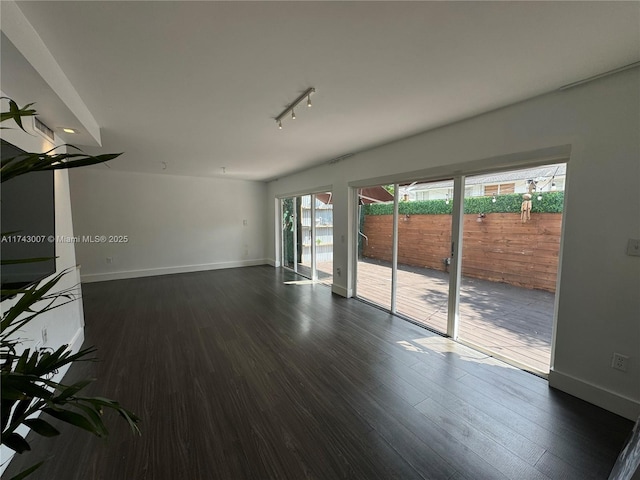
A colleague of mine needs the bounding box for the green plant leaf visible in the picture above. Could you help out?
[2,386,29,401]
[0,257,56,266]
[8,460,46,480]
[9,398,36,433]
[75,396,141,435]
[1,270,76,337]
[3,432,30,453]
[42,407,105,436]
[54,379,94,401]
[23,418,60,437]
[0,142,122,184]
[364,191,564,215]
[0,98,36,132]
[74,403,108,437]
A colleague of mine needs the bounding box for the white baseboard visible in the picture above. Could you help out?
[266,258,278,267]
[67,327,85,355]
[331,284,352,298]
[80,259,268,283]
[549,369,640,420]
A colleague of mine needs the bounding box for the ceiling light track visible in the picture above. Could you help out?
[276,87,315,129]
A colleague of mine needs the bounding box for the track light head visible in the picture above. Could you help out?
[275,87,315,129]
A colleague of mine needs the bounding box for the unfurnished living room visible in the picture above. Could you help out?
[1,1,639,479]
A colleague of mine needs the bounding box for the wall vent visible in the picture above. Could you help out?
[328,153,354,165]
[33,117,55,141]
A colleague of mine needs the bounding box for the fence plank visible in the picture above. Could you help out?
[362,213,562,292]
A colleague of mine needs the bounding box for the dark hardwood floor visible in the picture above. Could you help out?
[4,266,632,479]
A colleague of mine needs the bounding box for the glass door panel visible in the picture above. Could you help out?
[395,180,454,334]
[281,197,296,270]
[458,164,565,373]
[315,192,334,286]
[298,195,313,278]
[281,193,334,286]
[356,186,394,310]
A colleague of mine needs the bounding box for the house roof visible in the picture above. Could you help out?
[403,164,566,191]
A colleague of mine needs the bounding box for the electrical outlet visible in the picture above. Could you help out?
[627,239,640,257]
[337,267,342,276]
[106,257,113,264]
[41,327,48,345]
[611,353,629,372]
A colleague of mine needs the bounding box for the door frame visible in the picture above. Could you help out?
[278,188,333,282]
[350,146,571,375]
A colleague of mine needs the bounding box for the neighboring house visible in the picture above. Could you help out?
[402,164,566,201]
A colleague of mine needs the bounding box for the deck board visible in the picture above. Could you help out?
[355,259,553,373]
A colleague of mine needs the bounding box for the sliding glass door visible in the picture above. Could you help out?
[280,192,334,286]
[354,162,565,374]
[457,164,565,373]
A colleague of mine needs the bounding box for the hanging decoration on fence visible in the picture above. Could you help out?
[521,193,532,222]
[521,180,536,223]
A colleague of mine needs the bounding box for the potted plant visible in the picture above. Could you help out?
[1,98,140,480]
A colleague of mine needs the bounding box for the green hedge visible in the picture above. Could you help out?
[364,191,564,215]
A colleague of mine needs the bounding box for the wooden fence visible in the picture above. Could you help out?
[362,213,562,292]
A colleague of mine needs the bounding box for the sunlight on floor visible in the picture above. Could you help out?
[397,336,518,370]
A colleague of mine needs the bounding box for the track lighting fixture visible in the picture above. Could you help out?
[276,87,316,129]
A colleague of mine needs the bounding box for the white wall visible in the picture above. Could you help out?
[0,107,85,472]
[266,68,640,420]
[68,168,267,282]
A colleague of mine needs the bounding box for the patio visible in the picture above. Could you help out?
[294,259,554,374]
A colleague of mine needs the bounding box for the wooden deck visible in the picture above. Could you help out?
[355,259,553,373]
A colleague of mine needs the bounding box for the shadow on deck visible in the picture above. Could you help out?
[285,258,553,373]
[355,258,553,373]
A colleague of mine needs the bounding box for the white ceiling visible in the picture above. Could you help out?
[5,1,640,181]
